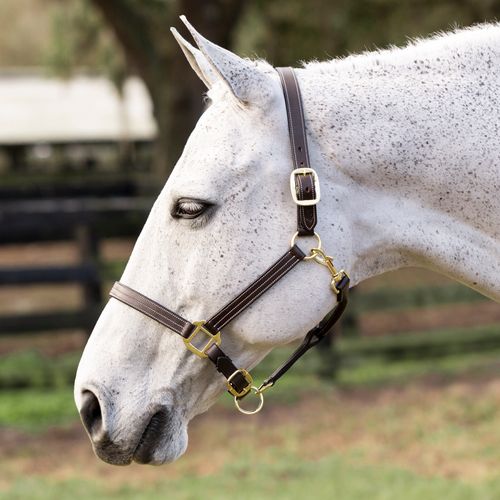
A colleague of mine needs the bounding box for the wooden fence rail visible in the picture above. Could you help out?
[0,196,152,335]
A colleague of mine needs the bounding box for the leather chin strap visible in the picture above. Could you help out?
[108,66,350,412]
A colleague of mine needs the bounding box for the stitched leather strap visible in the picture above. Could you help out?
[110,281,249,394]
[207,245,305,331]
[110,282,194,338]
[109,246,305,395]
[276,67,318,236]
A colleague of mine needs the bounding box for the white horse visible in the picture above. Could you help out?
[74,17,500,465]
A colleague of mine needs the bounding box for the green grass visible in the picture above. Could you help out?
[0,387,77,431]
[0,350,79,389]
[338,350,500,386]
[339,324,500,362]
[3,329,500,499]
[355,283,487,312]
[3,450,500,500]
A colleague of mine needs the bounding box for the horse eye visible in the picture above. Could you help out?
[173,198,209,219]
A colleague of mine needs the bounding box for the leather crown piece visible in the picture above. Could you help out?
[108,66,350,405]
[277,67,319,236]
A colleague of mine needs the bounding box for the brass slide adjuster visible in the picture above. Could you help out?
[183,321,221,358]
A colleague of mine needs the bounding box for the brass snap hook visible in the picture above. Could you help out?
[310,248,348,295]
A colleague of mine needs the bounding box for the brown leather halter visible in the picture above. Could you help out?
[109,67,350,414]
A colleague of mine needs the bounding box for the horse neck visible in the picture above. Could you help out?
[297,25,500,300]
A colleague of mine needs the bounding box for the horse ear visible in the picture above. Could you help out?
[178,15,271,105]
[170,27,217,89]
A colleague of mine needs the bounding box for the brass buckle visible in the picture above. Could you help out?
[226,368,253,398]
[183,321,221,358]
[290,167,321,206]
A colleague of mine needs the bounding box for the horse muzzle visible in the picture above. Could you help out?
[78,388,187,465]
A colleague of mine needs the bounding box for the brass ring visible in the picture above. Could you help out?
[290,231,322,260]
[234,386,264,415]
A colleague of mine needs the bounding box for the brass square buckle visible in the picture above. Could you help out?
[183,321,221,358]
[226,368,253,398]
[290,167,321,206]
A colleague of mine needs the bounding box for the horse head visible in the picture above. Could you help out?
[74,16,352,465]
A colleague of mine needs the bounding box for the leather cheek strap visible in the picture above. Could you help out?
[277,66,318,236]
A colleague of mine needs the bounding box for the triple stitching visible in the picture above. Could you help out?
[111,285,185,332]
[111,284,183,326]
[113,283,187,326]
[113,292,183,333]
[112,290,184,333]
[279,70,301,169]
[210,250,295,325]
[210,251,298,329]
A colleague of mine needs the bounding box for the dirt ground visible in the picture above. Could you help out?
[3,370,500,489]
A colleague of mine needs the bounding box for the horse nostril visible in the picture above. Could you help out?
[80,390,103,439]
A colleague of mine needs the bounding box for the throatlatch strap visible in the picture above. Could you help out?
[260,274,350,390]
[276,67,317,236]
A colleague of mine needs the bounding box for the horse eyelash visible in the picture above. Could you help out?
[172,199,214,227]
[178,200,205,214]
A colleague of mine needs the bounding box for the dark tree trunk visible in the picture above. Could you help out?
[89,0,247,185]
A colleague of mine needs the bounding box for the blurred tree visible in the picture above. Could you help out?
[88,0,247,181]
[45,1,127,89]
[235,0,500,66]
[47,0,246,182]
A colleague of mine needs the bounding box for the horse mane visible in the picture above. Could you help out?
[205,22,500,104]
[303,22,500,73]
